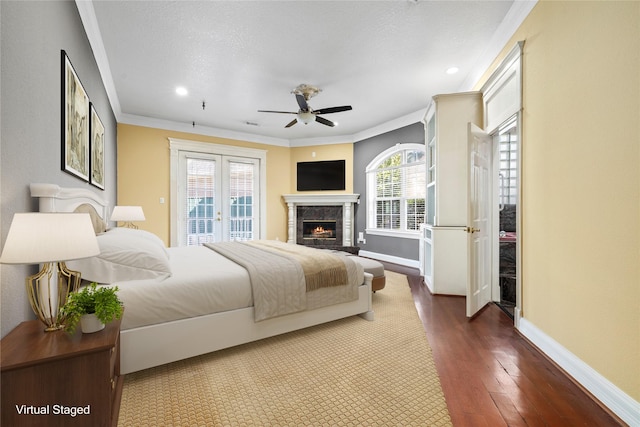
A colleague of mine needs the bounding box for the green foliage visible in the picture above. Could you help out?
[61,283,123,334]
[378,153,402,169]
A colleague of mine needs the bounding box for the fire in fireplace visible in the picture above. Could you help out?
[302,220,337,240]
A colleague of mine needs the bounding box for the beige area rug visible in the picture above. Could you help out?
[118,271,452,426]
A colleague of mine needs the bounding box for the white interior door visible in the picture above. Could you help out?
[467,123,492,317]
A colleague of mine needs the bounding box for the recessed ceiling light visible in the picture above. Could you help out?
[446,67,459,75]
[175,86,188,96]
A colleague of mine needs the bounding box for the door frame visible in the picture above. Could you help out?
[481,42,524,326]
[169,138,267,247]
[490,115,522,324]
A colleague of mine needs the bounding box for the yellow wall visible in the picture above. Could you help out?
[117,0,639,402]
[476,1,639,400]
[117,125,354,245]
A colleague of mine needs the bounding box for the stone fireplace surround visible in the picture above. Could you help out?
[282,194,359,249]
[298,206,342,246]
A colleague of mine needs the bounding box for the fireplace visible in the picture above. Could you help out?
[296,205,342,247]
[282,194,359,251]
[302,220,337,241]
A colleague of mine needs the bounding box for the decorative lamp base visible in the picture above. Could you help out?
[26,262,81,332]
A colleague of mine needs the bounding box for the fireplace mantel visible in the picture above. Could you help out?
[282,194,360,205]
[282,194,359,246]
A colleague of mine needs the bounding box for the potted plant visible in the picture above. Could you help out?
[61,283,124,334]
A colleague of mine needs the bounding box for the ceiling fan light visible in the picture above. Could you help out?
[297,111,315,125]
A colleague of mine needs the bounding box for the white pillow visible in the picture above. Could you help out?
[107,227,169,257]
[66,229,171,283]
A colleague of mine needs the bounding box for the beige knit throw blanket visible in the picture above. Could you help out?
[206,241,351,321]
[247,240,348,291]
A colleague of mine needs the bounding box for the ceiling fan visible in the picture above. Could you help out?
[258,84,352,128]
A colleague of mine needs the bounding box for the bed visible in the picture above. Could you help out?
[30,183,374,374]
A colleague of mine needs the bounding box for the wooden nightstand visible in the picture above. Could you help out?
[1,317,124,427]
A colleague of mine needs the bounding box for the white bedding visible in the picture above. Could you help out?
[110,244,364,331]
[31,184,374,375]
[109,246,253,330]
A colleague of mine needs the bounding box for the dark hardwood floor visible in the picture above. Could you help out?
[381,262,623,427]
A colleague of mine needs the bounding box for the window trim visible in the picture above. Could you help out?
[365,143,426,239]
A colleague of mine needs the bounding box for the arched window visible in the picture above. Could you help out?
[366,143,426,238]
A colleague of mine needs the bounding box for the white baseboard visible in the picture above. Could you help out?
[518,318,640,426]
[357,250,419,269]
[513,307,522,329]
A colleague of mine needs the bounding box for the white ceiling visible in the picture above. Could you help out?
[78,0,535,146]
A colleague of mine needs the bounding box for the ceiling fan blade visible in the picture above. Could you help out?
[258,110,297,114]
[285,118,298,128]
[313,105,352,115]
[315,116,335,127]
[295,94,309,111]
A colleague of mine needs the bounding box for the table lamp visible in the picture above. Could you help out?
[0,213,100,331]
[110,206,145,229]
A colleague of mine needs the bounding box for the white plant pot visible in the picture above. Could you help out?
[80,313,105,333]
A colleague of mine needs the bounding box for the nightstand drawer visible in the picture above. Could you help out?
[109,330,122,419]
[110,333,119,378]
[1,318,124,427]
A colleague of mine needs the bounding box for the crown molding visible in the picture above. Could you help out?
[76,0,536,148]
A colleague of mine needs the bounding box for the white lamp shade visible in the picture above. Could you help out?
[110,206,145,222]
[0,213,100,264]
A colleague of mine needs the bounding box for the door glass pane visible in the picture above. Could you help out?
[186,158,216,245]
[499,124,518,205]
[228,161,254,241]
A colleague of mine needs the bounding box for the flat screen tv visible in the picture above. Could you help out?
[297,160,345,191]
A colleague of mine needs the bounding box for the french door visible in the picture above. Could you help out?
[175,151,259,246]
[467,123,492,317]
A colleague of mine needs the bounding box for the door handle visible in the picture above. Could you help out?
[465,227,481,233]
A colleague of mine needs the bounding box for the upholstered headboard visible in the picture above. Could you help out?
[30,183,109,220]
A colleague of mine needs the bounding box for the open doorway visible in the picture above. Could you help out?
[493,116,519,319]
[480,42,523,324]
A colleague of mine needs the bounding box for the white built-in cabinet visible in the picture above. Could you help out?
[420,91,483,295]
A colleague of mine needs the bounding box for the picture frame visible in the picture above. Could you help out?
[90,103,105,190]
[61,50,90,182]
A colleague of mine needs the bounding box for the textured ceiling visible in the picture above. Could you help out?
[81,0,534,146]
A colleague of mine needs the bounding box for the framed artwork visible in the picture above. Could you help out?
[61,50,90,181]
[90,103,105,190]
